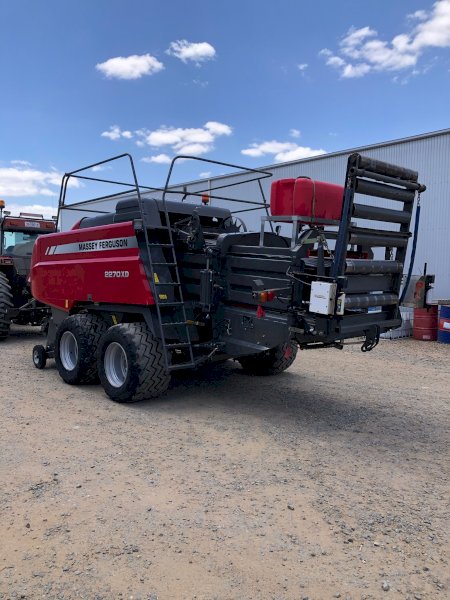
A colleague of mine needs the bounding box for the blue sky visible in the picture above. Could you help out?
[1,0,450,217]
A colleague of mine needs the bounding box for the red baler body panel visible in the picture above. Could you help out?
[270,178,344,221]
[31,221,154,312]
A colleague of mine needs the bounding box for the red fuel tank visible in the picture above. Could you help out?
[270,177,344,222]
[293,178,344,221]
[269,178,296,217]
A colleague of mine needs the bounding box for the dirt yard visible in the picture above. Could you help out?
[0,326,449,600]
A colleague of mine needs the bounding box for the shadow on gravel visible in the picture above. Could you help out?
[125,360,447,453]
[125,362,402,436]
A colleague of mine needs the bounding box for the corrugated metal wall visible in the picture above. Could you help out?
[176,130,450,301]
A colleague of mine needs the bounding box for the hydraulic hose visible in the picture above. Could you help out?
[399,200,421,305]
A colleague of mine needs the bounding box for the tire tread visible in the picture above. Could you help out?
[0,272,13,340]
[55,313,108,384]
[99,323,170,402]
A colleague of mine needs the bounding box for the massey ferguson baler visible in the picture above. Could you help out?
[31,153,425,402]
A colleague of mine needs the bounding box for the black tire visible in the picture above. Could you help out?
[55,313,108,384]
[0,272,13,340]
[32,345,47,369]
[97,323,170,403]
[238,341,298,376]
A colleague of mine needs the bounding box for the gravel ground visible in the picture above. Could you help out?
[0,325,449,600]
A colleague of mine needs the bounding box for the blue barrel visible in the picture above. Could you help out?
[438,305,450,344]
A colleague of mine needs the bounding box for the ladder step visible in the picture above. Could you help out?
[143,198,195,371]
[158,301,184,307]
[155,281,180,286]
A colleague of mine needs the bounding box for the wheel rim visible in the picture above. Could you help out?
[60,331,79,371]
[104,342,128,388]
[33,348,40,365]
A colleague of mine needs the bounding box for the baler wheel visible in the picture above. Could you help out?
[0,272,13,341]
[238,341,298,376]
[55,314,108,384]
[97,323,170,403]
[32,345,47,369]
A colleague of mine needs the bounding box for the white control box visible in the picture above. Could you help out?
[310,281,337,315]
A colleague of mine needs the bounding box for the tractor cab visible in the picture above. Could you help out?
[0,200,57,339]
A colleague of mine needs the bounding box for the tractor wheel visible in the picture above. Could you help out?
[0,272,13,341]
[97,323,170,403]
[55,313,108,384]
[238,341,298,376]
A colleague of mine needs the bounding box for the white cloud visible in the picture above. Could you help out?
[101,125,134,141]
[341,26,377,56]
[408,10,428,21]
[166,40,216,64]
[241,141,297,158]
[199,171,212,178]
[3,202,56,220]
[91,165,112,172]
[141,154,172,165]
[321,0,450,78]
[297,63,308,71]
[135,121,232,156]
[193,79,209,87]
[326,54,346,68]
[176,143,213,156]
[10,160,32,167]
[0,166,80,198]
[241,140,326,162]
[204,121,232,136]
[342,62,371,77]
[412,0,450,49]
[96,53,164,80]
[289,128,301,138]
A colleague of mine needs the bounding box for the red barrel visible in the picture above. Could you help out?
[413,306,438,341]
[438,305,450,344]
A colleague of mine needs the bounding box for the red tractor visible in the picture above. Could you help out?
[0,200,56,339]
[30,153,425,402]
